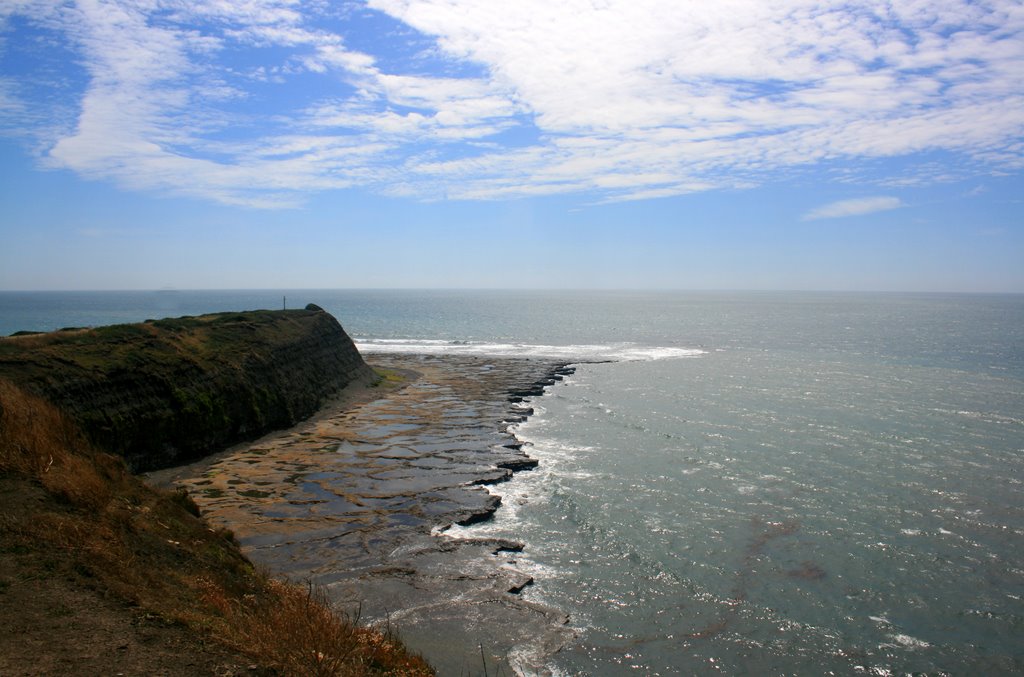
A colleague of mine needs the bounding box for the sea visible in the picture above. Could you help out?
[2,289,1022,675]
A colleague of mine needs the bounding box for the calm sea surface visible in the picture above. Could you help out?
[3,289,1022,674]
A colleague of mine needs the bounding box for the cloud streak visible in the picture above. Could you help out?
[1,0,1023,206]
[803,196,904,221]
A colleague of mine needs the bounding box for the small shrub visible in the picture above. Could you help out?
[214,526,236,544]
[168,487,201,517]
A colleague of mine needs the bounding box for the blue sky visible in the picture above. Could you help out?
[1,0,1022,292]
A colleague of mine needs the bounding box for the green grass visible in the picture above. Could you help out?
[0,307,366,473]
[371,367,407,388]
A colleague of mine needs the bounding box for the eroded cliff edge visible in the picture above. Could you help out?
[0,305,375,471]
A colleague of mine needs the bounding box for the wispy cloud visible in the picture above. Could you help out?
[803,196,904,221]
[2,0,1023,206]
[0,77,20,112]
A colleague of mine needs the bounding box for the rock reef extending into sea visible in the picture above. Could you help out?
[159,353,578,675]
[0,306,373,471]
[2,309,578,673]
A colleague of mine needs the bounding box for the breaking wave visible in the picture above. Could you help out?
[355,338,705,362]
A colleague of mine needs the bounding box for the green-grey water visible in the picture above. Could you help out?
[3,290,1022,674]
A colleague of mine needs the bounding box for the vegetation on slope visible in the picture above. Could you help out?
[0,379,433,676]
[0,308,374,471]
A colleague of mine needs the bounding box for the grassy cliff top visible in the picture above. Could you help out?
[0,307,372,472]
[0,308,331,375]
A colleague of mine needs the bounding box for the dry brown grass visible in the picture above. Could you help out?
[0,379,123,515]
[0,379,81,473]
[0,378,433,676]
[204,578,431,677]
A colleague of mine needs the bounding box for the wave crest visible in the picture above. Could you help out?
[354,339,705,362]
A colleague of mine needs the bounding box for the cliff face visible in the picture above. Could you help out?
[0,306,375,471]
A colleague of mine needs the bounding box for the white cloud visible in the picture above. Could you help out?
[2,0,1023,206]
[0,77,21,115]
[803,196,904,221]
[362,0,1024,198]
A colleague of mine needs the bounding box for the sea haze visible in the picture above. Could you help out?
[4,289,1022,674]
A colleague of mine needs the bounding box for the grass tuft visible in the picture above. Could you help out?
[211,579,430,676]
[371,367,407,388]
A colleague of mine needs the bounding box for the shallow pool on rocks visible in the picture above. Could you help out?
[174,354,576,675]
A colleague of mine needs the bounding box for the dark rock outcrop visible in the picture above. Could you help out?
[507,364,575,401]
[0,308,374,472]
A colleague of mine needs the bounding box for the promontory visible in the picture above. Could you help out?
[0,305,375,471]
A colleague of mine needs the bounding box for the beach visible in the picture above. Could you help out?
[148,353,576,675]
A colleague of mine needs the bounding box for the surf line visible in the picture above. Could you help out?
[499,361,579,465]
[436,362,581,533]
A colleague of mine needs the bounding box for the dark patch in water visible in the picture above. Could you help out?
[787,561,827,580]
[685,516,804,640]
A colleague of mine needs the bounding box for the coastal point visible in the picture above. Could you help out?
[1,308,578,674]
[155,354,577,674]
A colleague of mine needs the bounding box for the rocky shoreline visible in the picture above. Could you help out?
[158,354,576,675]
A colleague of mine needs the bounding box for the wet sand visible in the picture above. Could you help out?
[147,354,575,675]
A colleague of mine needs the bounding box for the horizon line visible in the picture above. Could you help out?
[1,287,1022,296]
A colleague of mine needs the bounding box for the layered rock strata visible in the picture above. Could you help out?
[0,306,374,471]
[169,354,576,675]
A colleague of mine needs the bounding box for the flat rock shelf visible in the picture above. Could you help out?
[167,354,576,676]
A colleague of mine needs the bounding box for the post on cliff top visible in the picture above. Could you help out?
[283,295,286,310]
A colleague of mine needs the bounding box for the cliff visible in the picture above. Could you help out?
[0,305,375,472]
[0,371,433,675]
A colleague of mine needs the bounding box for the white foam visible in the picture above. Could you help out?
[508,644,572,677]
[355,338,706,362]
[516,437,594,455]
[890,633,931,649]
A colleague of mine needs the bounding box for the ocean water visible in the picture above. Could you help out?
[3,289,1022,674]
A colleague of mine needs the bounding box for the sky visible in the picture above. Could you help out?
[1,0,1022,292]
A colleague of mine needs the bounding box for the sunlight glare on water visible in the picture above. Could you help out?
[4,289,1022,674]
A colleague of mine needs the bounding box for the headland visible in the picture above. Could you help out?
[157,353,577,674]
[0,305,374,471]
[0,308,576,675]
